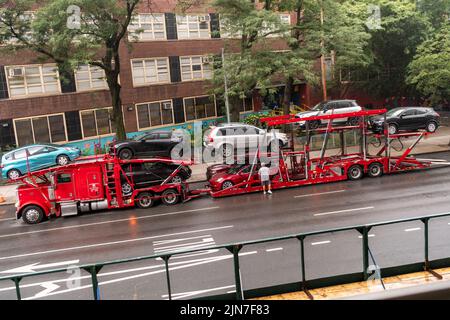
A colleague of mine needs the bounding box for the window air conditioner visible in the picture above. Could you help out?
[9,67,24,77]
[162,102,172,110]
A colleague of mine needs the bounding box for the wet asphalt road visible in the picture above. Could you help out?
[1,152,450,300]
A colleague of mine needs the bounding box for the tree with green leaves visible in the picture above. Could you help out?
[211,0,292,122]
[0,0,142,140]
[277,0,371,113]
[342,0,431,101]
[406,21,450,106]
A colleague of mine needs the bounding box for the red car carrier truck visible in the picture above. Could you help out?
[13,108,441,224]
[14,157,197,224]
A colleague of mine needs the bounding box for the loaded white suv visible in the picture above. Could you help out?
[295,100,362,129]
[204,123,289,157]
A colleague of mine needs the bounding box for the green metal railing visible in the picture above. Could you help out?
[2,211,450,300]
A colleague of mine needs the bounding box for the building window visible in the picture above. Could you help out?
[180,56,212,81]
[176,15,210,39]
[6,64,60,98]
[136,100,174,130]
[74,64,107,92]
[131,58,170,86]
[80,108,115,138]
[262,14,291,38]
[14,113,67,146]
[128,13,166,41]
[184,96,216,121]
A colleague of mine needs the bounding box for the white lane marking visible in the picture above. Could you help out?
[0,225,233,261]
[266,247,283,252]
[405,227,421,232]
[35,282,60,298]
[0,253,246,294]
[313,206,374,217]
[23,251,258,300]
[153,234,213,246]
[0,259,80,274]
[358,234,375,239]
[295,190,346,198]
[161,285,236,300]
[154,240,215,254]
[311,240,331,246]
[0,206,220,239]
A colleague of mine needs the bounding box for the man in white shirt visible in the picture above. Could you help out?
[258,163,272,195]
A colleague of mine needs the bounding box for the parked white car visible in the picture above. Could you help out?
[295,100,362,129]
[204,123,289,157]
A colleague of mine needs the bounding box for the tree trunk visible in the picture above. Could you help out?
[282,76,294,133]
[230,95,241,122]
[107,73,126,141]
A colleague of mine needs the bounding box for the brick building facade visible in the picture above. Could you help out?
[0,1,320,154]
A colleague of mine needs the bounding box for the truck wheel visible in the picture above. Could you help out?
[347,165,363,181]
[368,162,383,178]
[161,189,180,206]
[136,192,155,209]
[22,205,44,224]
[56,154,70,166]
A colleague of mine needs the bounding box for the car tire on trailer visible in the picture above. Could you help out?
[136,192,155,209]
[221,144,233,158]
[388,123,398,135]
[22,205,44,224]
[171,175,183,184]
[161,189,180,206]
[122,183,133,196]
[118,148,133,160]
[308,120,320,130]
[347,165,363,181]
[426,121,438,133]
[7,169,21,180]
[222,181,234,190]
[348,117,359,126]
[268,140,285,152]
[368,162,383,178]
[56,154,70,166]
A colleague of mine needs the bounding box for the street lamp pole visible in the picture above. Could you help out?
[222,47,231,123]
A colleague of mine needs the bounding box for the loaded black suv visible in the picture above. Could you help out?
[120,162,192,195]
[370,107,440,135]
[110,130,185,160]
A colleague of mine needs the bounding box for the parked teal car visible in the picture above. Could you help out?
[1,144,81,180]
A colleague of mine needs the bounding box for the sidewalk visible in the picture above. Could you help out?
[2,127,450,206]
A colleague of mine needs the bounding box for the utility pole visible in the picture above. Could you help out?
[320,0,328,101]
[222,47,231,123]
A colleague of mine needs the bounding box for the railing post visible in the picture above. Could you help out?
[12,277,22,300]
[227,245,243,300]
[358,227,370,280]
[162,255,172,300]
[296,235,313,299]
[83,265,103,300]
[422,218,430,269]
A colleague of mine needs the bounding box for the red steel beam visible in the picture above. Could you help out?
[262,109,387,127]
